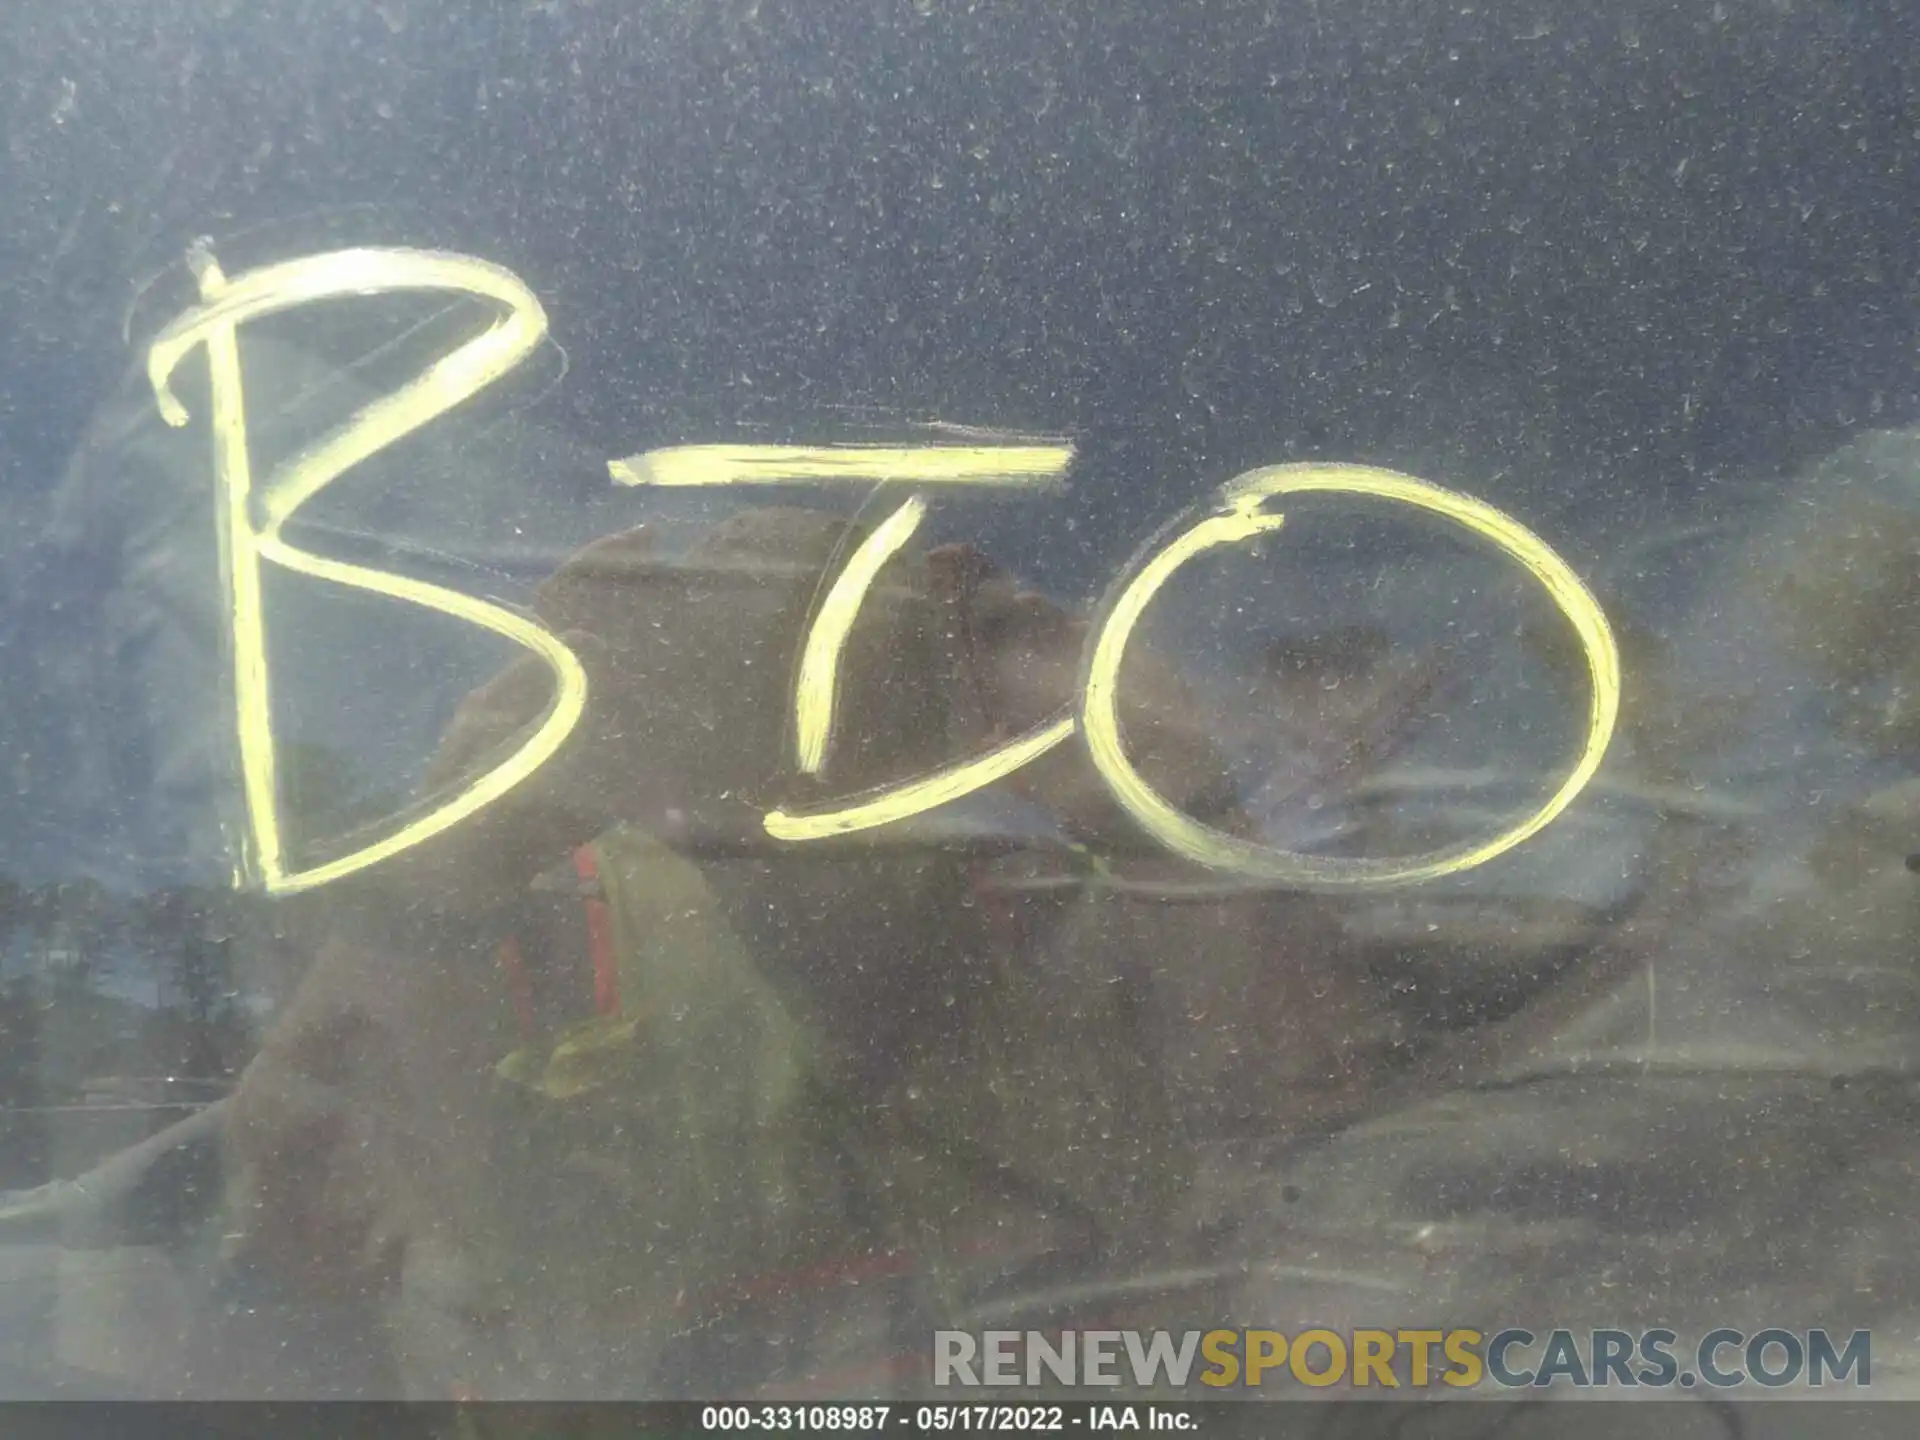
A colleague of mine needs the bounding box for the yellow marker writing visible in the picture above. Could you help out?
[610,443,1073,489]
[766,717,1077,841]
[792,495,929,775]
[616,439,1084,832]
[770,469,1616,881]
[151,245,1616,896]
[1080,464,1621,888]
[147,246,588,895]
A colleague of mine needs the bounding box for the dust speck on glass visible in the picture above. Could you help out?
[0,0,1913,1416]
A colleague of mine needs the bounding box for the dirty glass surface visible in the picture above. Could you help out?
[0,0,1914,1424]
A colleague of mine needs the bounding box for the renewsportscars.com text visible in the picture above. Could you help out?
[932,1327,1871,1390]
